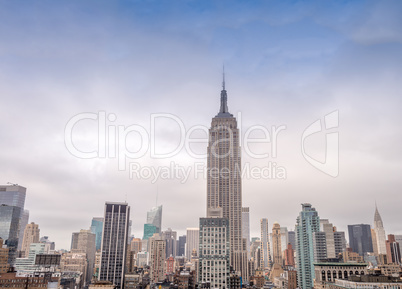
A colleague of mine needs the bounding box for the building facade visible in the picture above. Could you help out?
[348,224,373,256]
[21,222,40,258]
[99,202,130,289]
[374,206,387,255]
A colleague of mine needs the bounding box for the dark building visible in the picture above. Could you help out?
[386,234,401,265]
[348,224,373,256]
[177,235,186,257]
[99,202,130,289]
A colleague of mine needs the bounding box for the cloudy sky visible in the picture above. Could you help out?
[1,0,402,249]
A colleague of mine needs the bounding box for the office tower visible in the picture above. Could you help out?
[374,205,387,255]
[177,235,186,257]
[130,238,142,255]
[148,234,166,283]
[272,222,282,266]
[0,204,22,265]
[348,224,373,256]
[143,224,158,241]
[242,207,251,258]
[313,220,346,262]
[0,238,9,273]
[0,185,27,252]
[162,228,177,258]
[385,235,401,265]
[186,228,199,261]
[199,213,230,289]
[334,231,347,256]
[99,202,130,289]
[371,229,379,255]
[288,231,296,251]
[206,77,248,279]
[146,205,163,233]
[18,210,29,251]
[90,217,104,251]
[260,218,271,269]
[71,229,96,284]
[295,203,320,289]
[284,243,295,267]
[21,222,40,257]
[280,227,289,253]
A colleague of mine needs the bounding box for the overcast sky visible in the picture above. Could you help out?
[1,0,402,249]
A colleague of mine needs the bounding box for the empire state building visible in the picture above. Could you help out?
[206,74,248,280]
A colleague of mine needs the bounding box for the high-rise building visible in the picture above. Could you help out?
[288,231,296,251]
[284,243,295,267]
[130,238,142,255]
[313,220,346,262]
[242,207,250,259]
[99,202,130,289]
[148,234,166,283]
[0,185,27,254]
[71,229,96,285]
[199,213,230,289]
[272,222,282,266]
[206,78,248,280]
[18,210,29,251]
[0,204,22,265]
[348,224,373,256]
[295,203,320,289]
[280,227,289,254]
[374,205,387,255]
[385,234,401,265]
[21,222,40,258]
[162,228,177,258]
[260,218,271,269]
[90,217,104,251]
[177,235,186,257]
[186,228,199,261]
[146,205,162,233]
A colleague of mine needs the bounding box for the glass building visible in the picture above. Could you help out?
[143,224,157,240]
[0,204,22,265]
[90,217,104,251]
[146,205,162,233]
[348,224,373,256]
[296,203,320,289]
[99,202,130,289]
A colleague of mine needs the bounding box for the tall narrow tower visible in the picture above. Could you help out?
[374,205,387,255]
[206,73,248,280]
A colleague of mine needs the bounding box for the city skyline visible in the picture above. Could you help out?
[1,1,402,250]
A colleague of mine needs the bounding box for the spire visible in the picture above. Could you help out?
[217,66,231,117]
[374,204,383,228]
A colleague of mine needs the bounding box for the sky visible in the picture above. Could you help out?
[1,0,402,250]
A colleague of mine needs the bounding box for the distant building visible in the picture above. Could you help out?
[348,224,373,256]
[90,217,104,251]
[40,236,55,253]
[342,249,364,263]
[373,205,387,255]
[99,202,130,289]
[146,205,163,233]
[242,207,250,259]
[162,228,177,258]
[177,235,186,257]
[130,238,142,255]
[284,243,295,267]
[21,222,40,258]
[15,243,46,272]
[260,218,271,269]
[272,222,282,266]
[0,238,9,273]
[385,234,401,265]
[148,234,166,283]
[71,229,96,285]
[295,203,320,289]
[143,224,158,240]
[186,228,199,261]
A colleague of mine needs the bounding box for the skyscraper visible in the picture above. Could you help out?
[177,235,186,257]
[242,207,251,259]
[186,228,199,261]
[99,202,130,289]
[295,203,320,289]
[0,204,22,265]
[71,229,96,285]
[162,228,177,258]
[148,234,166,283]
[374,205,387,255]
[146,205,163,233]
[260,218,271,269]
[90,217,104,251]
[206,76,248,279]
[348,224,373,256]
[385,234,401,265]
[272,222,282,266]
[21,222,40,258]
[0,185,27,252]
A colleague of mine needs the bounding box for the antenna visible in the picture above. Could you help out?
[222,64,225,90]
